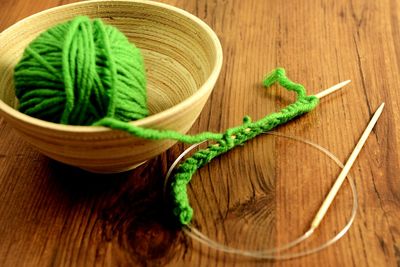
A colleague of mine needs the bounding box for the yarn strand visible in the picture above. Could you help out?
[94,68,318,145]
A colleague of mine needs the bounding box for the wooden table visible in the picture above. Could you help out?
[0,0,399,266]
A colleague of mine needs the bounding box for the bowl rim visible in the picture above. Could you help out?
[0,0,223,133]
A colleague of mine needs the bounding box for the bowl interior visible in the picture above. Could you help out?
[0,0,219,118]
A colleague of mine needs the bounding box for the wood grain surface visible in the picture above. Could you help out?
[0,0,399,266]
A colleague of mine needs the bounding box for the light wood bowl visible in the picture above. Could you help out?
[0,0,223,173]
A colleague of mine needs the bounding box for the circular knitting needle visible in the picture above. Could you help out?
[315,80,351,99]
[310,102,385,230]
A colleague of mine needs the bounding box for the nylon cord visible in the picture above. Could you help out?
[164,131,358,260]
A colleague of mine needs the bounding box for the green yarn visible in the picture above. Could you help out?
[169,68,319,225]
[15,16,147,125]
[94,69,318,146]
[13,16,319,225]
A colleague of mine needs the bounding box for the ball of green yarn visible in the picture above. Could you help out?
[14,16,148,125]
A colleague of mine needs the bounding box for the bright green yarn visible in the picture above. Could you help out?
[13,16,321,226]
[14,16,147,125]
[170,68,320,225]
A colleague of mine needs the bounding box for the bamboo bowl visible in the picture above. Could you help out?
[0,0,223,173]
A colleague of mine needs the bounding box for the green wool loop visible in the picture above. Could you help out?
[14,16,319,225]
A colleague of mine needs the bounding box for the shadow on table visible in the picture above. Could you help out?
[46,153,188,266]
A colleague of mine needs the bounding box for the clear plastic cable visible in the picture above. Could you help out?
[164,131,358,260]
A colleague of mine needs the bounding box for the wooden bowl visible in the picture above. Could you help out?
[0,0,223,173]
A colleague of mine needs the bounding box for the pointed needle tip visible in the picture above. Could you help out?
[375,102,385,114]
[343,80,352,85]
[315,79,352,99]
